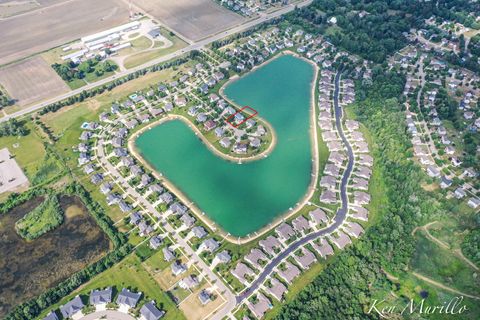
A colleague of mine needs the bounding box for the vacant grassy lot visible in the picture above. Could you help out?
[411,232,480,296]
[15,194,63,240]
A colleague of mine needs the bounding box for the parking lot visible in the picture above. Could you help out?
[0,148,29,194]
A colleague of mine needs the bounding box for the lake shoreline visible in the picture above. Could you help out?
[130,53,322,244]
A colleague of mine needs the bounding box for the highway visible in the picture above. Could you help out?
[0,0,312,123]
[235,70,354,303]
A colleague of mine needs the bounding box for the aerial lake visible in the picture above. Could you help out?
[135,54,316,237]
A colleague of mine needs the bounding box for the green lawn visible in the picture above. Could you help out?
[411,232,480,296]
[37,254,185,320]
[15,194,63,240]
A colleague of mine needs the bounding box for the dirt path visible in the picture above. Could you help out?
[412,221,479,271]
[412,272,480,300]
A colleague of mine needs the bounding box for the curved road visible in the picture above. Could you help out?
[236,70,354,303]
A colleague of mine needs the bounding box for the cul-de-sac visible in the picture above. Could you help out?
[0,1,479,320]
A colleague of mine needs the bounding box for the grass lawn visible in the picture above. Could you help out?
[0,122,48,190]
[395,272,480,320]
[15,194,63,240]
[66,78,87,90]
[37,254,185,320]
[124,32,187,69]
[131,36,153,51]
[411,232,480,296]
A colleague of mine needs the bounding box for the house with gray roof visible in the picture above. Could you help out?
[213,250,231,265]
[245,248,268,269]
[353,191,370,205]
[344,222,364,239]
[259,236,282,255]
[169,202,187,215]
[199,238,219,253]
[266,278,287,302]
[293,248,316,270]
[163,247,175,262]
[180,213,195,228]
[60,295,84,319]
[116,288,142,311]
[191,226,207,239]
[275,223,295,242]
[43,311,59,320]
[138,220,153,236]
[320,175,337,189]
[159,192,173,204]
[149,184,164,194]
[129,212,142,225]
[292,216,309,233]
[277,261,300,284]
[179,275,199,290]
[331,231,352,249]
[140,301,165,320]
[89,287,112,309]
[311,238,334,258]
[349,206,368,221]
[100,182,112,194]
[309,208,328,226]
[247,293,271,319]
[150,235,163,249]
[231,263,255,285]
[198,290,211,305]
[320,190,337,204]
[171,262,187,276]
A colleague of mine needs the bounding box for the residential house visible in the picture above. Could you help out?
[139,301,165,320]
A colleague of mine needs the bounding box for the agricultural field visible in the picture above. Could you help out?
[131,0,245,41]
[0,0,129,66]
[0,57,69,107]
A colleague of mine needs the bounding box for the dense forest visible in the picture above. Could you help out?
[289,0,479,63]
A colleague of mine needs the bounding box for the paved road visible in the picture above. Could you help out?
[236,70,354,303]
[0,0,313,123]
[95,129,237,320]
[79,310,135,320]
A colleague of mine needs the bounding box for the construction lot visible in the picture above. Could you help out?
[0,57,69,107]
[132,0,245,41]
[0,148,29,194]
[0,0,130,66]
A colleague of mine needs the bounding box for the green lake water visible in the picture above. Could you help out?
[135,54,316,236]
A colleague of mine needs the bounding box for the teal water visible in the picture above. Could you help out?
[135,55,316,236]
